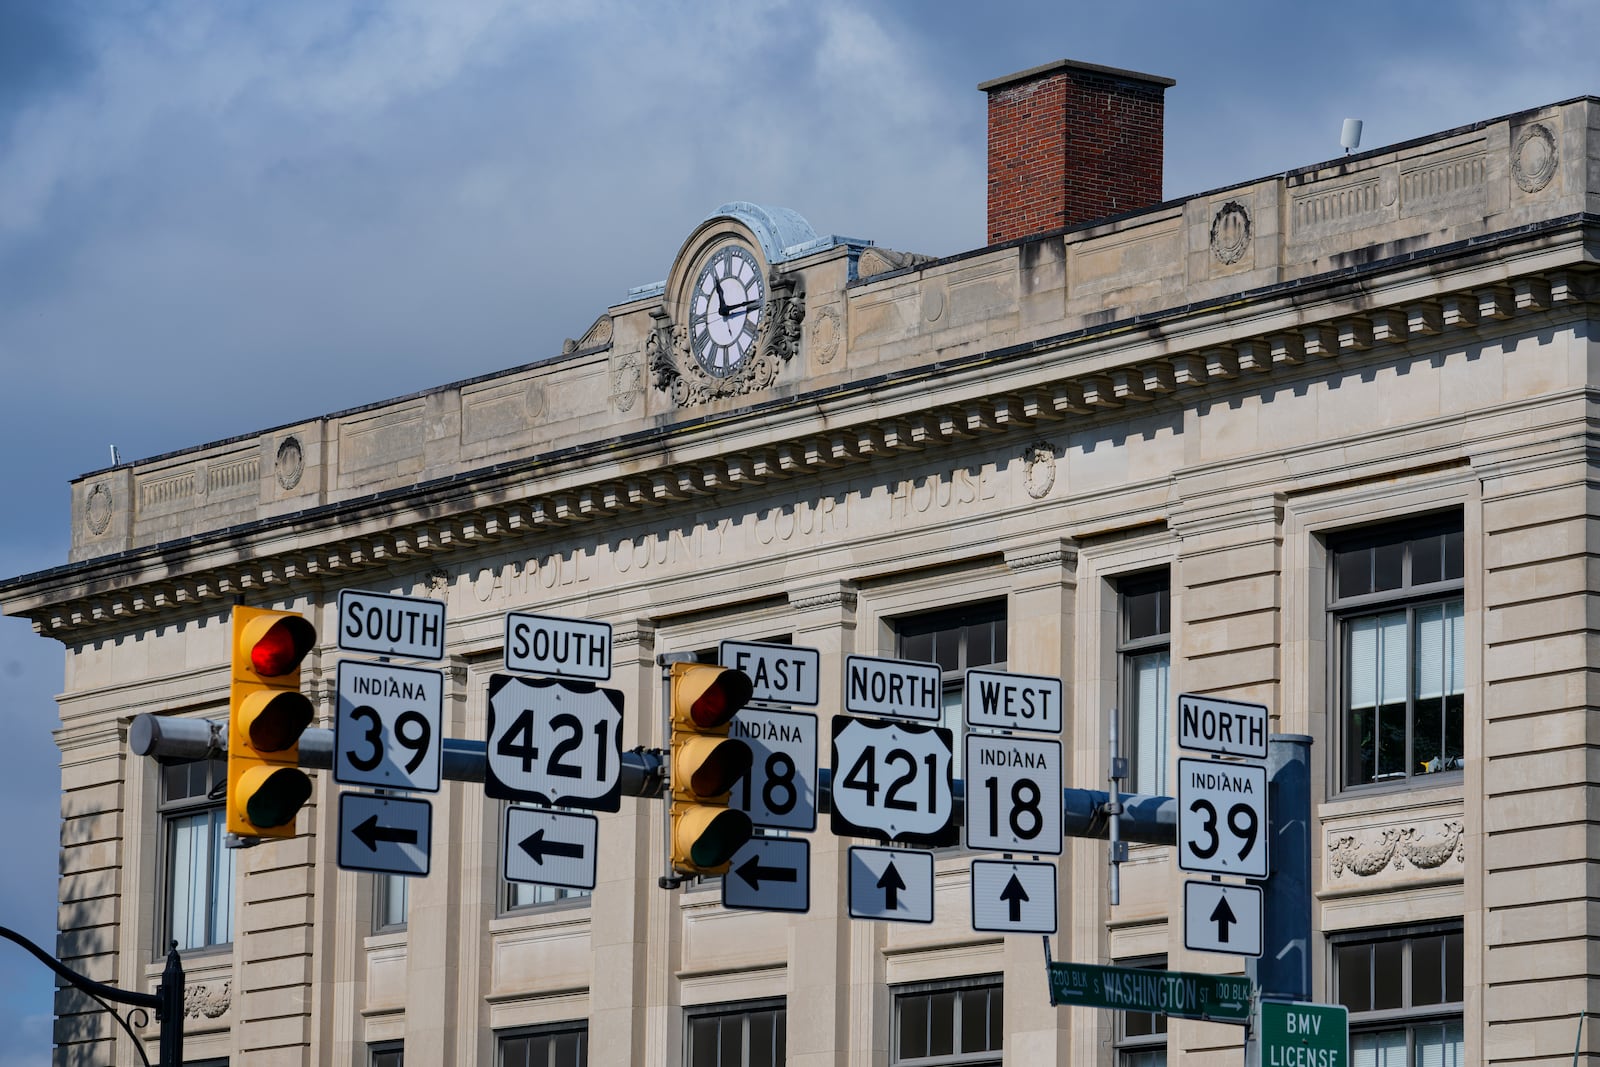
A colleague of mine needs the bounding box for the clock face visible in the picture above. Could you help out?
[689,244,765,378]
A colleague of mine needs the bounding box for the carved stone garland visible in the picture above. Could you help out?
[649,271,805,407]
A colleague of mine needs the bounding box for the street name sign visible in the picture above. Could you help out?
[484,674,625,812]
[1177,693,1269,760]
[334,660,443,793]
[337,792,432,877]
[503,806,598,891]
[722,836,810,914]
[830,715,957,846]
[1260,1001,1349,1067]
[848,847,934,923]
[1045,960,1252,1023]
[728,707,818,831]
[1177,757,1269,878]
[719,640,821,706]
[963,734,1063,855]
[504,612,612,681]
[1182,880,1263,957]
[337,589,445,661]
[843,654,942,721]
[963,667,1063,734]
[970,859,1057,934]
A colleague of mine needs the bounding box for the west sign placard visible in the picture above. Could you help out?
[484,674,625,812]
[1177,757,1269,879]
[334,659,443,793]
[963,667,1063,734]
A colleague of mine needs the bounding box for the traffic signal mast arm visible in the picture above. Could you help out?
[130,714,1177,844]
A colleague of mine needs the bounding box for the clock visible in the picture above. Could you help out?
[688,244,765,378]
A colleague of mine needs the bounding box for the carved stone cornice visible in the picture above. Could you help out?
[7,258,1597,642]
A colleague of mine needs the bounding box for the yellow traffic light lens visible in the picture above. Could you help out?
[689,739,753,797]
[249,617,316,677]
[243,691,315,753]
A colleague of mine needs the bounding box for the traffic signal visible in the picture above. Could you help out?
[227,605,317,838]
[669,662,755,876]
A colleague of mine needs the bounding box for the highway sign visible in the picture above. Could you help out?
[728,707,818,831]
[334,660,443,792]
[722,836,810,913]
[504,612,612,681]
[337,589,446,661]
[503,806,598,891]
[1177,693,1269,760]
[484,674,625,812]
[848,847,933,923]
[963,667,1062,734]
[1183,880,1263,957]
[1045,960,1253,1023]
[337,792,432,876]
[719,640,820,706]
[1260,1002,1349,1067]
[830,715,957,846]
[843,654,942,721]
[963,734,1063,855]
[1178,757,1269,878]
[970,859,1057,934]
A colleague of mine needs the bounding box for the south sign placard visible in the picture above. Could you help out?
[484,674,625,812]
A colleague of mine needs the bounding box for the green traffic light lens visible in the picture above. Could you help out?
[689,809,753,868]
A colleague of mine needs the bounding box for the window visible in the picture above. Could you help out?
[1331,517,1464,789]
[374,873,409,932]
[369,1042,404,1067]
[892,979,1002,1066]
[686,1000,786,1067]
[498,1023,587,1067]
[896,601,1007,776]
[160,758,234,952]
[1334,927,1464,1067]
[1118,573,1171,796]
[1114,959,1167,1067]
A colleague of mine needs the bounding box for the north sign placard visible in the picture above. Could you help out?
[1177,692,1269,760]
[830,715,957,846]
[722,836,810,913]
[334,660,443,793]
[848,847,933,923]
[484,674,625,812]
[843,654,942,721]
[970,859,1057,934]
[1177,757,1269,879]
[963,733,1062,855]
[504,612,612,682]
[503,806,598,891]
[336,589,445,661]
[719,639,821,706]
[1183,879,1263,957]
[963,667,1062,734]
[337,792,432,877]
[728,707,817,831]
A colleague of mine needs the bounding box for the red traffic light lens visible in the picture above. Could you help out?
[690,671,754,729]
[250,618,315,677]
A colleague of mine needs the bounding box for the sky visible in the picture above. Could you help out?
[0,0,1596,1061]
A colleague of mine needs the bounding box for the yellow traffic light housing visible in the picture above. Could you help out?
[227,606,316,838]
[669,662,755,876]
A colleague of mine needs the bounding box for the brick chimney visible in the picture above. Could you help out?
[981,59,1175,244]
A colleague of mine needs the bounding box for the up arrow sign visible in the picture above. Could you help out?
[1183,880,1263,958]
[1000,873,1030,922]
[876,861,906,911]
[1209,894,1238,943]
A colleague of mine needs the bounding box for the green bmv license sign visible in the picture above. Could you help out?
[1045,961,1251,1023]
[1260,1001,1349,1067]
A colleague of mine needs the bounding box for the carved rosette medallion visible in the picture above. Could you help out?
[611,351,643,412]
[1325,816,1465,888]
[811,306,841,365]
[275,436,304,491]
[85,483,114,535]
[651,272,806,407]
[1210,201,1252,265]
[1023,441,1057,499]
[1512,123,1558,193]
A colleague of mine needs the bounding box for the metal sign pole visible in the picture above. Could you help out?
[1244,734,1313,1067]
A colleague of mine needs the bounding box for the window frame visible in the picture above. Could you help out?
[683,997,787,1067]
[890,975,1004,1067]
[1330,924,1465,1066]
[373,871,410,933]
[369,1040,404,1067]
[1112,957,1168,1067]
[1116,571,1172,796]
[495,1021,589,1067]
[892,600,1008,779]
[156,756,235,957]
[1328,514,1465,793]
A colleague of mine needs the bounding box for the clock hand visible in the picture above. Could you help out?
[712,276,732,318]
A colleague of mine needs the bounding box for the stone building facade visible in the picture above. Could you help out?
[4,59,1599,1066]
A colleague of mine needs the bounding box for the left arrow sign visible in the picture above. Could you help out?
[337,793,432,877]
[354,814,420,851]
[518,828,586,865]
[503,806,597,892]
